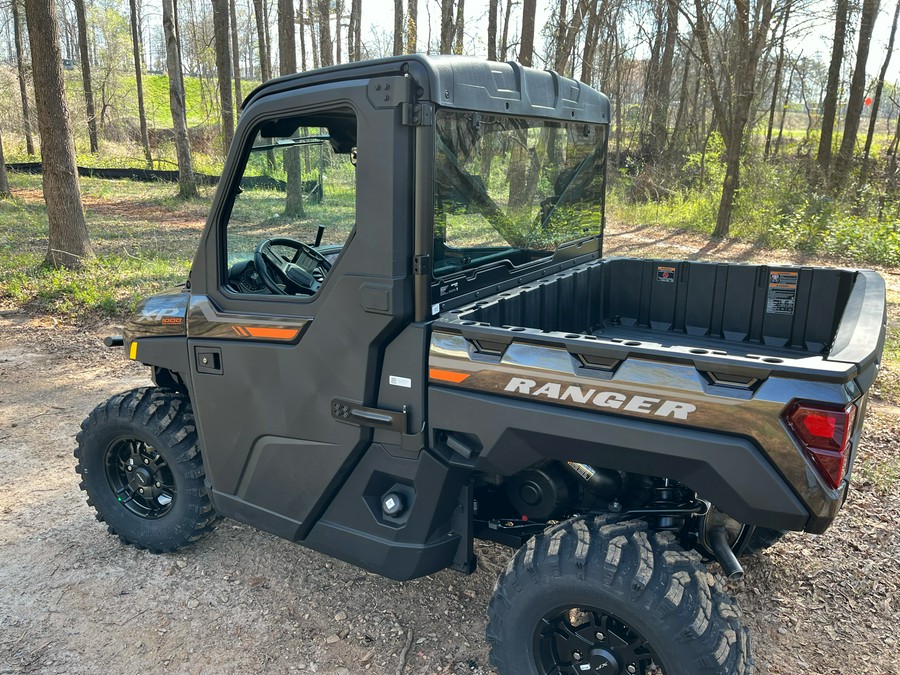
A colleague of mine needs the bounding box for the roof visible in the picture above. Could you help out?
[242,54,610,125]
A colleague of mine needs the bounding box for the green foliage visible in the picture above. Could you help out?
[611,147,900,267]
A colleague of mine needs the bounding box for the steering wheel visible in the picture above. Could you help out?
[254,237,332,295]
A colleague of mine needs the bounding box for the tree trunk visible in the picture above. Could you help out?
[280,0,304,217]
[817,0,849,173]
[394,0,403,55]
[317,0,332,66]
[500,0,512,60]
[299,0,308,69]
[73,0,99,154]
[518,0,536,66]
[24,0,93,267]
[406,0,417,53]
[647,0,678,159]
[454,0,464,54]
[230,0,243,106]
[162,0,198,199]
[487,0,497,60]
[336,0,344,63]
[129,0,153,168]
[774,63,794,156]
[832,0,880,184]
[713,137,741,238]
[213,0,235,155]
[11,0,35,156]
[0,132,11,199]
[253,0,271,80]
[440,0,454,53]
[580,0,601,83]
[887,104,900,182]
[553,0,568,72]
[308,0,319,68]
[668,40,692,155]
[862,0,898,163]
[764,0,792,159]
[349,0,361,60]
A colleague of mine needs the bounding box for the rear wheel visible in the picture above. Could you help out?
[486,517,751,675]
[75,387,219,553]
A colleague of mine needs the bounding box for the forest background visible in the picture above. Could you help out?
[0,0,899,315]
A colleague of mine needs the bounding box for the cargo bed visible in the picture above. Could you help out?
[435,258,885,385]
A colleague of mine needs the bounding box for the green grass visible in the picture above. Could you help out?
[0,173,211,320]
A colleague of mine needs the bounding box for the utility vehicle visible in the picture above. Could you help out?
[76,55,886,674]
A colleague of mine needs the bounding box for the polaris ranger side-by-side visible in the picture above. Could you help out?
[76,55,886,674]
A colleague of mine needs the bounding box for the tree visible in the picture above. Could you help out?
[689,0,776,237]
[764,0,792,159]
[24,0,93,267]
[580,0,600,84]
[335,0,343,62]
[440,0,454,53]
[862,0,900,167]
[817,0,849,172]
[308,0,320,67]
[833,0,880,184]
[499,0,513,60]
[11,0,35,156]
[212,0,235,154]
[518,0,536,66]
[454,0,464,53]
[73,0,99,154]
[162,0,198,199]
[317,0,333,66]
[0,132,11,199]
[406,0,417,53]
[647,0,679,160]
[279,0,305,217]
[394,0,403,55]
[487,0,498,60]
[253,0,272,81]
[230,0,243,105]
[129,0,153,167]
[348,0,362,59]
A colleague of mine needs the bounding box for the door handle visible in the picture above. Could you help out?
[195,347,223,375]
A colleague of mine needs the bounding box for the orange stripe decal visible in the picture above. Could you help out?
[429,368,471,383]
[244,326,300,340]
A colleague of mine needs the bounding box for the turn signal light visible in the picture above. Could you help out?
[784,401,856,490]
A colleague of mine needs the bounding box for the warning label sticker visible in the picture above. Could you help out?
[766,271,798,315]
[657,266,676,283]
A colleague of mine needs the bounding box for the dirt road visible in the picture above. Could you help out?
[2,226,899,674]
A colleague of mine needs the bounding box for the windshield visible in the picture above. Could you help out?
[433,111,607,278]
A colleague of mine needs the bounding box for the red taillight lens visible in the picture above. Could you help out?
[784,402,856,490]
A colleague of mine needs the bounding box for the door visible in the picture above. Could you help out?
[186,81,414,541]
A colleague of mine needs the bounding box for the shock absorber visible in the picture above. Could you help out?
[651,479,687,531]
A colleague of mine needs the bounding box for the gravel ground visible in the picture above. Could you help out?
[1,222,898,674]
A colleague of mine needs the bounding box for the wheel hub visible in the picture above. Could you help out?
[536,608,657,675]
[105,438,175,519]
[588,647,619,672]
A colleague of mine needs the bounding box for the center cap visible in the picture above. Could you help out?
[134,467,152,487]
[588,648,619,672]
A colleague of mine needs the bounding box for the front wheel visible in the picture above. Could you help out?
[486,517,752,675]
[75,387,219,553]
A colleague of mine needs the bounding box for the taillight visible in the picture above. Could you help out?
[784,401,856,490]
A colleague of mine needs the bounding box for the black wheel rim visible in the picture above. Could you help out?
[104,437,176,519]
[534,606,662,675]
